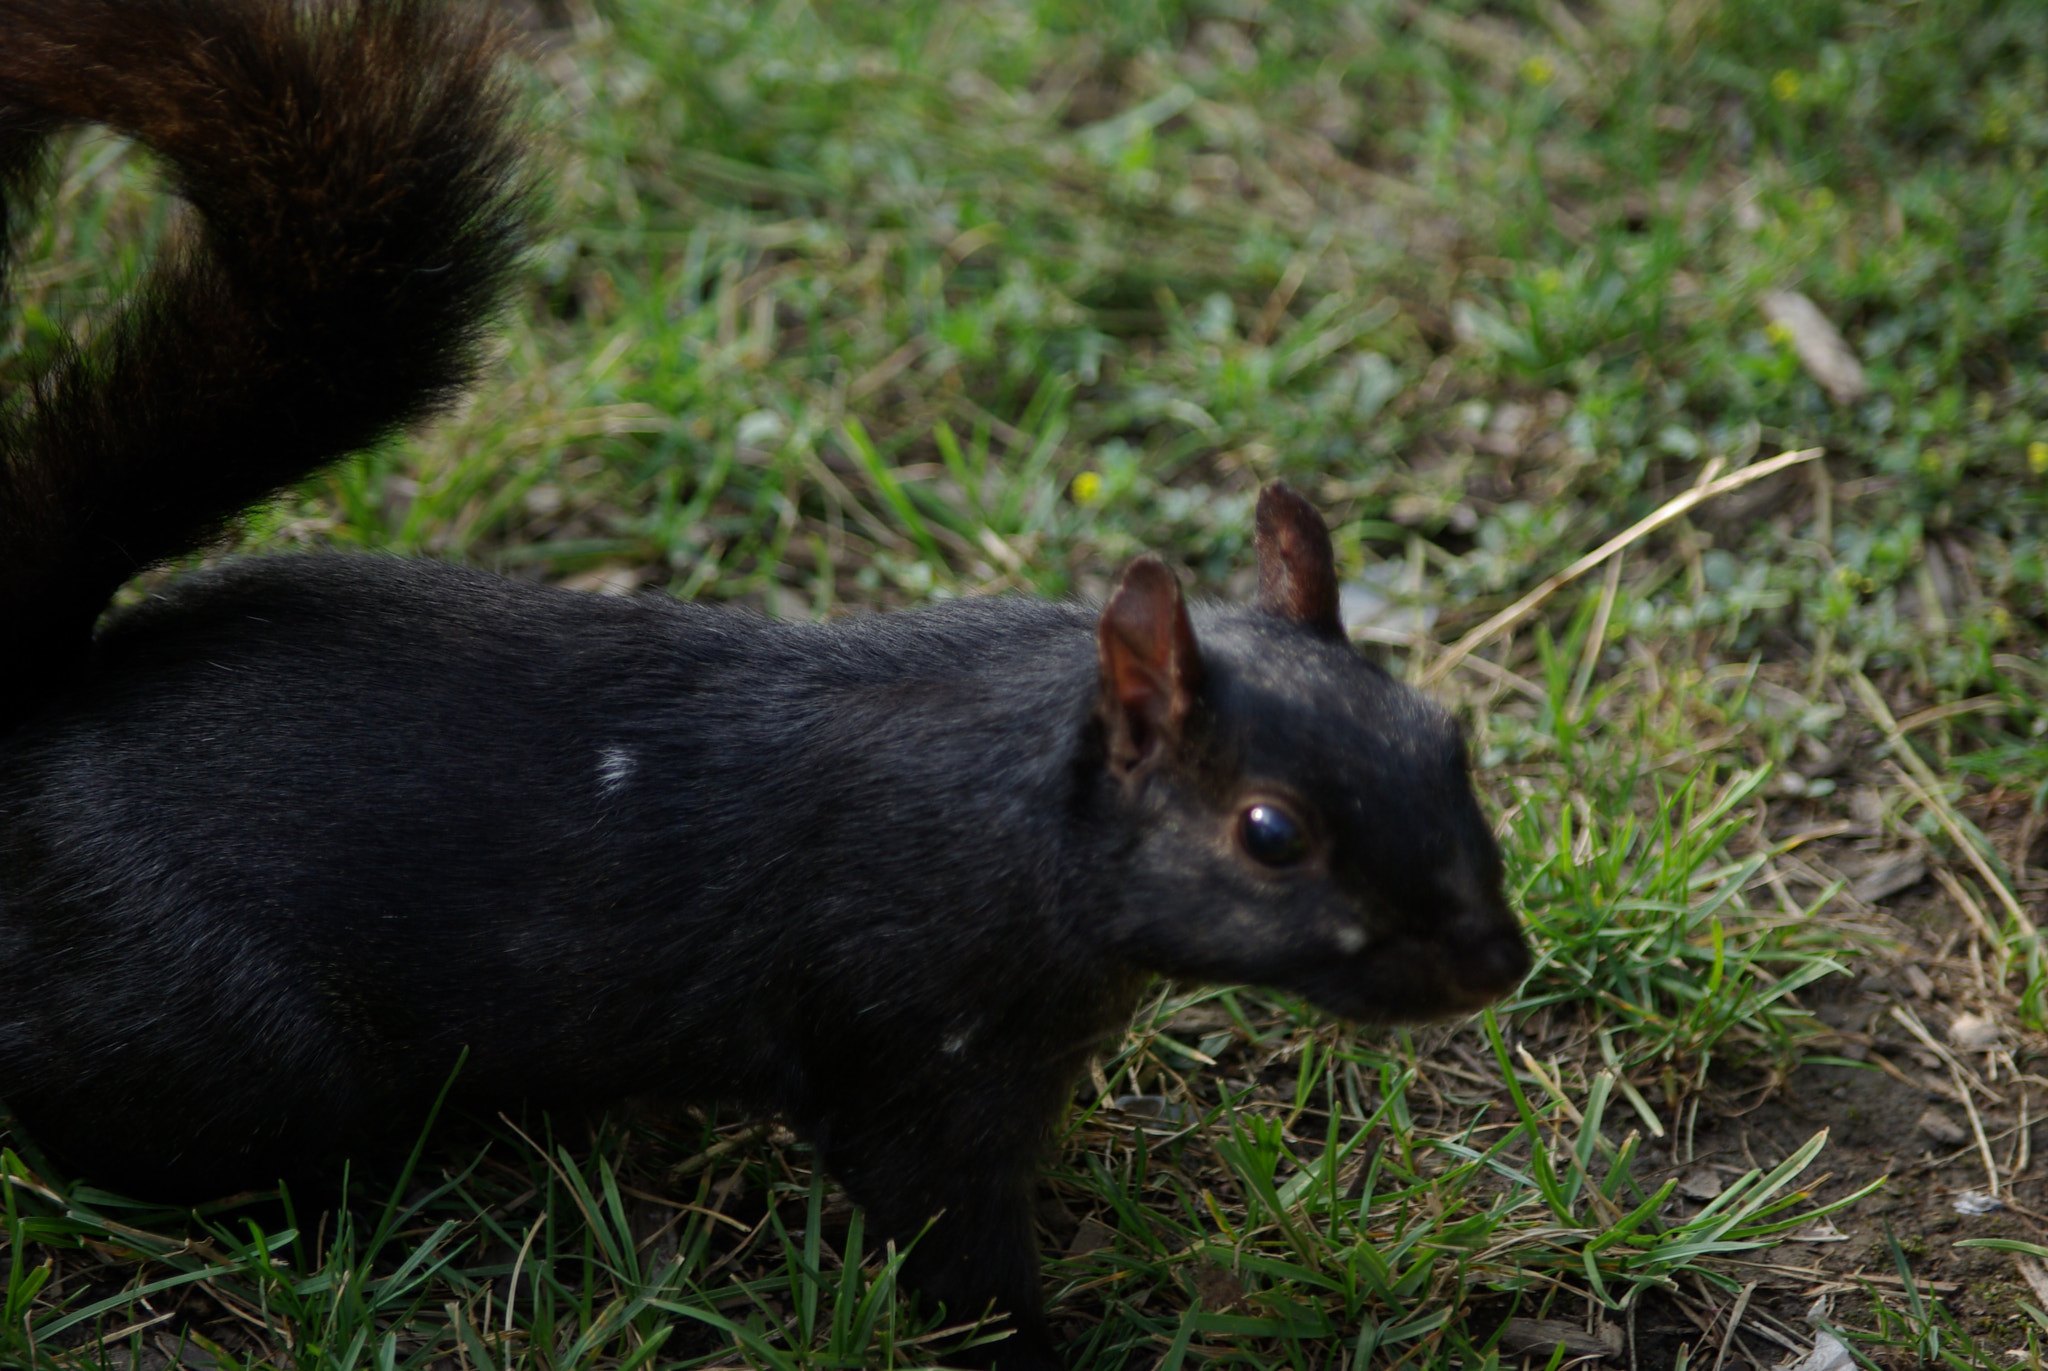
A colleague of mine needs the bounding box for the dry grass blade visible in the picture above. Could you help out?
[1890,1005,2003,1195]
[1420,449,1823,687]
[1710,1280,1758,1371]
[1850,671,2035,935]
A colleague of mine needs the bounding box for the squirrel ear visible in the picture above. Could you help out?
[1097,556,1204,778]
[1254,481,1344,639]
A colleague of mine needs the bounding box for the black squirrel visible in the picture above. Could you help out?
[0,3,1531,1367]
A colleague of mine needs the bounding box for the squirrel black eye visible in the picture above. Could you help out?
[1239,802,1309,867]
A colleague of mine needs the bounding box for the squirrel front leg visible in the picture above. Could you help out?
[825,1135,1062,1371]
[796,1057,1073,1371]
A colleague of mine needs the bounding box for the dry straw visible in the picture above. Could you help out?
[1420,447,1825,689]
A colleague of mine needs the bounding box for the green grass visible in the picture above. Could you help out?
[6,0,2048,1367]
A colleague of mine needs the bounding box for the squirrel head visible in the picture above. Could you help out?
[1094,482,1530,1023]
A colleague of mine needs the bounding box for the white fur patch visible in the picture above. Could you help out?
[598,747,636,792]
[941,1019,978,1055]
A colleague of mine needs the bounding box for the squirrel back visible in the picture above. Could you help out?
[0,0,533,716]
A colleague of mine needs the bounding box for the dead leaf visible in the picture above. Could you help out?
[1918,1107,1967,1145]
[1192,1266,1245,1311]
[155,1337,220,1371]
[1108,1094,1195,1130]
[1066,1218,1117,1256]
[1948,1011,2001,1051]
[560,564,649,596]
[1785,1329,1857,1371]
[1339,574,1438,643]
[1166,1003,1233,1034]
[1498,1318,1622,1361]
[2016,1256,2048,1305]
[1761,290,1869,404]
[1676,1167,1725,1200]
[1478,400,1534,456]
[1850,851,1927,904]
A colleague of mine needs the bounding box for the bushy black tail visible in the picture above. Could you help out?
[0,0,535,715]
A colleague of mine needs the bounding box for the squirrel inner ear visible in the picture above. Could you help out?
[1096,556,1204,777]
[1254,481,1344,639]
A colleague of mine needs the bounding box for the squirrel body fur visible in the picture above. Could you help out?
[0,4,1530,1367]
